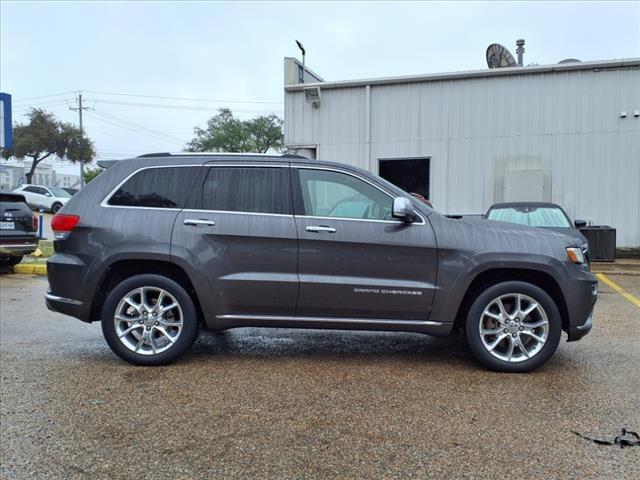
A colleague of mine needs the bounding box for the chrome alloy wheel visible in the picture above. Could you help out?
[114,287,183,355]
[479,293,549,363]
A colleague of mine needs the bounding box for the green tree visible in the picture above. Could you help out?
[83,165,102,184]
[186,108,284,153]
[1,108,95,184]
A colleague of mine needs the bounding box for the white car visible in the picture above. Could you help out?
[12,184,72,213]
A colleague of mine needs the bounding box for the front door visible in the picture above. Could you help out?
[172,164,298,317]
[292,166,437,320]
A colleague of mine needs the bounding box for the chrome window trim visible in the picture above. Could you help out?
[182,208,293,218]
[292,165,426,225]
[100,164,203,209]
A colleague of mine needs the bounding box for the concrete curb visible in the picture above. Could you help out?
[13,264,47,275]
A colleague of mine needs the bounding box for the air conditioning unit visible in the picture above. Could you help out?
[304,86,321,108]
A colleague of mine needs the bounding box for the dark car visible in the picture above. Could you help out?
[485,202,589,260]
[0,193,39,270]
[45,153,597,372]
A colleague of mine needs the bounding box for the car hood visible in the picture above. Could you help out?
[430,214,583,260]
[542,226,587,245]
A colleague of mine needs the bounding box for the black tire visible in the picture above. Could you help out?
[465,281,562,373]
[101,274,200,366]
[51,202,62,213]
[0,255,23,268]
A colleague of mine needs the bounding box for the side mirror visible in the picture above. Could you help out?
[45,193,52,197]
[392,197,417,223]
[574,219,587,229]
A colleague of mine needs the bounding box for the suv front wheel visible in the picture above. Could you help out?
[101,274,200,365]
[465,281,562,373]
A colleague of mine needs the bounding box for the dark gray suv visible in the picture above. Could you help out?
[45,153,597,372]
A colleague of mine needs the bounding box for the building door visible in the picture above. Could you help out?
[378,157,430,200]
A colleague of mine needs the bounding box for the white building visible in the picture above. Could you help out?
[283,58,640,248]
[0,161,81,191]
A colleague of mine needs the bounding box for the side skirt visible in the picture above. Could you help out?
[208,314,453,336]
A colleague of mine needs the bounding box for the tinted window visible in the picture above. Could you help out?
[24,186,48,195]
[109,167,200,208]
[487,206,571,228]
[187,167,289,214]
[297,169,393,220]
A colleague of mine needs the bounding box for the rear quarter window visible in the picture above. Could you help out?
[108,166,200,209]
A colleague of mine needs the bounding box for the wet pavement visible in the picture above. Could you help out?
[1,274,638,479]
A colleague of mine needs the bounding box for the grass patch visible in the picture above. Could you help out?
[35,240,54,258]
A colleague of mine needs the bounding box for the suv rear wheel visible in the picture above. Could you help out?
[465,281,561,373]
[101,274,199,365]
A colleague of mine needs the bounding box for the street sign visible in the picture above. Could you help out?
[0,92,13,149]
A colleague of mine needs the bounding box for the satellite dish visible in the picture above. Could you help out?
[558,58,581,64]
[486,44,518,68]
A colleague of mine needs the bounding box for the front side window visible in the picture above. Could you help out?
[108,167,200,208]
[187,166,289,214]
[296,169,393,221]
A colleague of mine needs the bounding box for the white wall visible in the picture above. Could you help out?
[285,65,640,247]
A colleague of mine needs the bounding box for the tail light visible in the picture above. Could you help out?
[51,214,80,240]
[32,214,38,232]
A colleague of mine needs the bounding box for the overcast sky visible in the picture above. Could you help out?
[1,0,639,174]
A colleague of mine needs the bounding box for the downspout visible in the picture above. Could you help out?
[365,85,372,172]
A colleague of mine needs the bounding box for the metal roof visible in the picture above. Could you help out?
[284,57,640,91]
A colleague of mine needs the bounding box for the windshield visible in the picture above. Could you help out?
[487,206,571,228]
[48,187,72,198]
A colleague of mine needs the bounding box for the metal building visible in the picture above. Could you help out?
[283,58,640,247]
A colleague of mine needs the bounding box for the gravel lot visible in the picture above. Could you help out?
[1,274,638,479]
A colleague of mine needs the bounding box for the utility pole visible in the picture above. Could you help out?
[69,91,90,188]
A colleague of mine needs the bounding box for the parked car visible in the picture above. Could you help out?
[0,192,39,270]
[485,202,589,260]
[12,184,72,213]
[61,187,80,196]
[45,153,597,372]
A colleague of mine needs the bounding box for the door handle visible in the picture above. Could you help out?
[305,225,336,233]
[184,219,216,227]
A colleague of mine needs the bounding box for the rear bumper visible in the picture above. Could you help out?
[45,291,90,322]
[0,239,38,256]
[46,253,94,323]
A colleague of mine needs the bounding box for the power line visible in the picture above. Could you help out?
[13,91,76,103]
[90,109,186,144]
[84,90,283,105]
[87,98,283,114]
[84,110,184,146]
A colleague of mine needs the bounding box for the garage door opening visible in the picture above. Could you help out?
[378,157,430,199]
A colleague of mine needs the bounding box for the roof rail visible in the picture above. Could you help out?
[137,152,172,158]
[280,153,308,159]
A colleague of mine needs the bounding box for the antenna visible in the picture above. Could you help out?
[295,40,306,84]
[486,44,517,69]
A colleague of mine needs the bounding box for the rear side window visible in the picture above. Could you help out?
[108,167,200,208]
[24,186,48,195]
[187,166,290,214]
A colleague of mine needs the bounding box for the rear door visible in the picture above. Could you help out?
[292,166,437,320]
[171,163,298,317]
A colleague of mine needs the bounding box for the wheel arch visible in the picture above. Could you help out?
[89,259,205,326]
[454,268,570,332]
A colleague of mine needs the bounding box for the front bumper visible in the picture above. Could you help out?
[564,269,598,342]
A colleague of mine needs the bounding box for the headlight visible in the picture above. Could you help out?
[566,247,585,264]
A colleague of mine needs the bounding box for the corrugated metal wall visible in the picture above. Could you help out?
[285,66,640,247]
